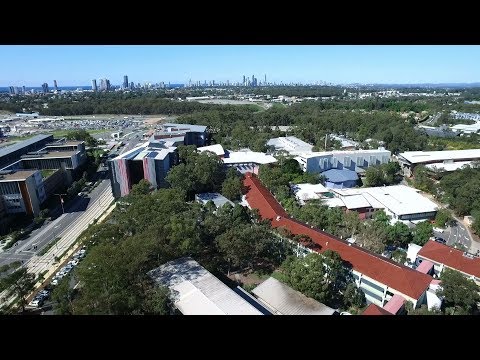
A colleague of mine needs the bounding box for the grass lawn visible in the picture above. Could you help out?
[48,129,111,138]
[40,169,56,179]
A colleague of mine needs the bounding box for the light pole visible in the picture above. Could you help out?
[54,193,67,214]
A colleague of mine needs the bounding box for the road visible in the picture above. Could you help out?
[434,222,472,250]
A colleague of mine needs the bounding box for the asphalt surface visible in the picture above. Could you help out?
[436,221,473,251]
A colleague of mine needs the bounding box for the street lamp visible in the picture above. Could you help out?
[54,193,67,214]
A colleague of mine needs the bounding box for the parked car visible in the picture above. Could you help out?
[433,227,445,233]
[51,278,59,286]
[434,237,447,244]
[29,297,44,308]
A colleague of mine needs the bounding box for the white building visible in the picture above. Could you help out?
[223,149,277,174]
[398,149,480,176]
[266,136,314,155]
[195,192,234,209]
[329,134,359,150]
[147,257,263,315]
[295,148,391,174]
[197,144,225,157]
[290,183,331,205]
[325,185,438,224]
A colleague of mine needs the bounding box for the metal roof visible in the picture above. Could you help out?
[252,277,336,315]
[148,257,262,315]
[399,149,480,164]
[162,123,207,133]
[0,134,52,158]
[321,169,359,183]
[197,144,225,156]
[196,192,234,208]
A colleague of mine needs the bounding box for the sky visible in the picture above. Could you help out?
[1,45,480,87]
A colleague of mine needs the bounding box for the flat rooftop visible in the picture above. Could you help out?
[267,136,314,153]
[223,150,277,165]
[196,192,234,208]
[46,140,84,147]
[399,149,480,164]
[161,123,207,133]
[425,161,474,172]
[0,134,53,158]
[298,148,390,159]
[148,257,262,315]
[0,170,37,181]
[291,183,330,204]
[332,185,438,216]
[197,144,225,156]
[21,150,79,159]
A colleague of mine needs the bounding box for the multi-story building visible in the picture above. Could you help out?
[53,80,58,92]
[123,75,129,89]
[0,170,46,216]
[91,79,98,92]
[152,123,207,147]
[109,140,178,198]
[244,173,433,308]
[267,136,314,155]
[397,149,480,177]
[295,148,391,174]
[42,83,49,93]
[0,134,54,169]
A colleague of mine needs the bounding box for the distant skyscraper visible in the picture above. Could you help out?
[99,78,109,91]
[42,83,49,93]
[129,82,134,90]
[53,80,58,91]
[106,79,111,91]
[264,74,267,85]
[92,79,97,92]
[22,86,26,94]
[8,86,14,95]
[123,75,128,89]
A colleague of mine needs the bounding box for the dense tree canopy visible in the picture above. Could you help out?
[438,269,480,315]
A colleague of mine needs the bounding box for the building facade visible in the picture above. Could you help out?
[109,140,178,198]
[295,148,391,174]
[0,170,46,216]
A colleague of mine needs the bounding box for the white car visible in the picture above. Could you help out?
[433,227,445,233]
[51,278,59,286]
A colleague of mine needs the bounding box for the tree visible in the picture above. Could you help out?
[437,268,480,315]
[364,166,385,187]
[413,165,436,194]
[65,129,98,147]
[129,179,152,197]
[143,286,173,315]
[434,209,453,228]
[472,210,480,236]
[356,221,389,254]
[0,268,36,313]
[221,175,244,201]
[412,221,433,246]
[51,276,76,315]
[405,302,442,315]
[343,283,366,309]
[388,222,412,248]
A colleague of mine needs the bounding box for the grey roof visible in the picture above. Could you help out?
[148,257,262,315]
[322,168,359,183]
[0,134,52,158]
[252,277,336,315]
[162,123,207,133]
[196,192,234,208]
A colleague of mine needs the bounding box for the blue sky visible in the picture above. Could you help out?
[1,45,480,86]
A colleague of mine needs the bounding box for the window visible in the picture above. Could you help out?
[361,278,385,293]
[361,287,384,302]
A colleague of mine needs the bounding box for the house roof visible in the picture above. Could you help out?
[244,173,432,300]
[223,150,277,165]
[416,259,434,274]
[252,277,336,315]
[321,169,359,183]
[417,240,480,278]
[291,183,330,204]
[196,192,234,208]
[382,294,405,315]
[362,303,392,315]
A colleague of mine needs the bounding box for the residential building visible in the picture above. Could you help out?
[266,136,314,155]
[152,123,207,147]
[108,140,178,198]
[243,173,432,308]
[41,83,49,93]
[195,193,234,209]
[321,168,359,189]
[397,149,480,177]
[53,80,58,92]
[148,257,263,315]
[91,79,97,92]
[324,185,438,223]
[123,75,129,89]
[416,240,480,286]
[222,149,277,174]
[295,148,391,174]
[0,170,46,216]
[251,277,337,315]
[0,134,53,169]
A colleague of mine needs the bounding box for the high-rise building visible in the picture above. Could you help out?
[129,82,134,90]
[106,79,111,91]
[91,79,98,92]
[123,75,129,89]
[8,86,14,95]
[42,83,49,93]
[99,78,110,91]
[22,86,26,94]
[243,75,246,86]
[264,74,267,85]
[53,80,58,91]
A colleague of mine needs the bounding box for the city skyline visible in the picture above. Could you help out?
[1,45,480,86]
